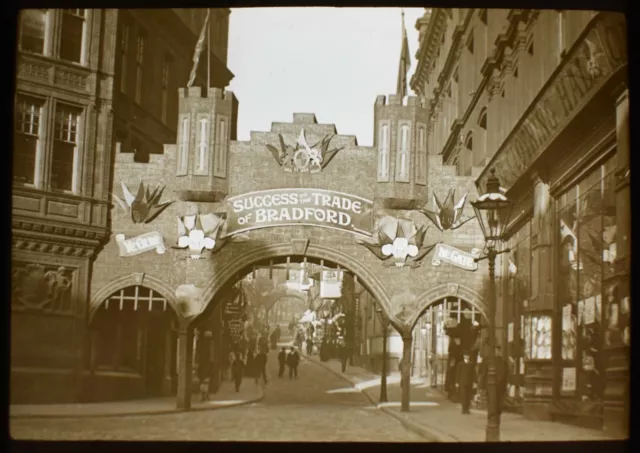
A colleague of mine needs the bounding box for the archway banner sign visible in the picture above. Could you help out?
[225,188,374,237]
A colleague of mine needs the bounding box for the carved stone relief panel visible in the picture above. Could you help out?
[12,262,76,315]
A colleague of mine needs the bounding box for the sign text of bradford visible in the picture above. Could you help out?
[225,189,373,236]
[481,14,627,192]
[431,243,480,271]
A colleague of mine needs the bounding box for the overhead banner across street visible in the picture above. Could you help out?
[225,188,374,237]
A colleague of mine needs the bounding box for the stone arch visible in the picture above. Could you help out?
[200,242,395,326]
[89,273,178,323]
[407,283,488,330]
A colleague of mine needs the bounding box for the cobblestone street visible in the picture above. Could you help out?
[10,348,427,442]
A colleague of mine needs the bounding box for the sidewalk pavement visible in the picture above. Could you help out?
[10,378,264,419]
[305,353,621,442]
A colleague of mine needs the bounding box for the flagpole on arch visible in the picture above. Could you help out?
[207,8,211,91]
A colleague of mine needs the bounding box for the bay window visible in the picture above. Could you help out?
[19,9,48,55]
[119,22,130,95]
[416,124,427,185]
[214,117,228,178]
[60,9,86,64]
[52,104,81,192]
[161,55,171,124]
[14,95,44,186]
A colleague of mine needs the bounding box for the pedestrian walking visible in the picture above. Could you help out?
[456,352,475,414]
[231,355,245,392]
[287,347,300,379]
[306,336,313,356]
[338,339,349,373]
[270,329,278,350]
[254,350,268,386]
[198,359,211,401]
[278,347,287,378]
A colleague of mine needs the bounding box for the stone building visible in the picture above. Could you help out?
[11,8,232,404]
[409,8,628,435]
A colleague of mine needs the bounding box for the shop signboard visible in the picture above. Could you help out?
[320,269,343,299]
[225,188,373,237]
[562,367,577,392]
[431,243,480,271]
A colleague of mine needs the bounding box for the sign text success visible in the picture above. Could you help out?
[225,189,373,237]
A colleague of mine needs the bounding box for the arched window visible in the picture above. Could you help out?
[396,123,411,182]
[377,122,390,181]
[478,108,487,129]
[91,285,174,374]
[177,115,190,175]
[465,131,473,150]
[194,115,209,174]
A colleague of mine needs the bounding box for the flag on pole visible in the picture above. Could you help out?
[187,9,211,88]
[396,9,411,98]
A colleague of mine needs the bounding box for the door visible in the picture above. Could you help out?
[145,315,167,396]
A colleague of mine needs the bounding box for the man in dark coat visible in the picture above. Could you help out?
[456,352,476,414]
[277,347,287,378]
[287,347,300,379]
[231,355,245,392]
[254,350,268,386]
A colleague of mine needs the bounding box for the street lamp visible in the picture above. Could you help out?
[375,306,389,403]
[471,169,513,443]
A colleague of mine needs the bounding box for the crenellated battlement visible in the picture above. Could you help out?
[179,86,236,101]
[374,94,427,108]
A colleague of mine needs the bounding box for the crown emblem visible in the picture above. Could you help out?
[112,181,173,224]
[419,189,475,231]
[267,129,343,173]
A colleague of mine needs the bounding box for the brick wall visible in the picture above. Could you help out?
[91,103,490,334]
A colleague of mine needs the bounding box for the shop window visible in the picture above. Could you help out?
[19,9,48,55]
[14,95,44,186]
[556,159,616,402]
[377,122,390,182]
[119,22,130,95]
[60,9,86,64]
[52,103,82,192]
[395,123,411,182]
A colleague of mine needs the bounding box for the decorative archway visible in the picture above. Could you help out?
[89,273,178,323]
[407,283,488,330]
[199,242,395,326]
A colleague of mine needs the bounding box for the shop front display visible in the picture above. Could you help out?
[554,156,616,420]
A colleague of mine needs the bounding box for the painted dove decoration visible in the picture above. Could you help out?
[419,189,475,232]
[172,213,228,259]
[112,181,173,224]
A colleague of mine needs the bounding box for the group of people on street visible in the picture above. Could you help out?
[277,346,301,379]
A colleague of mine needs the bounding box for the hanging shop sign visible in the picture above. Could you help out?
[115,232,166,257]
[431,243,481,271]
[225,188,373,237]
[320,269,343,299]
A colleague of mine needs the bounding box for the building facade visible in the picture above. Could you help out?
[410,8,628,435]
[11,8,232,404]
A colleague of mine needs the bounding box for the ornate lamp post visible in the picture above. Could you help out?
[375,307,389,403]
[471,169,513,442]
